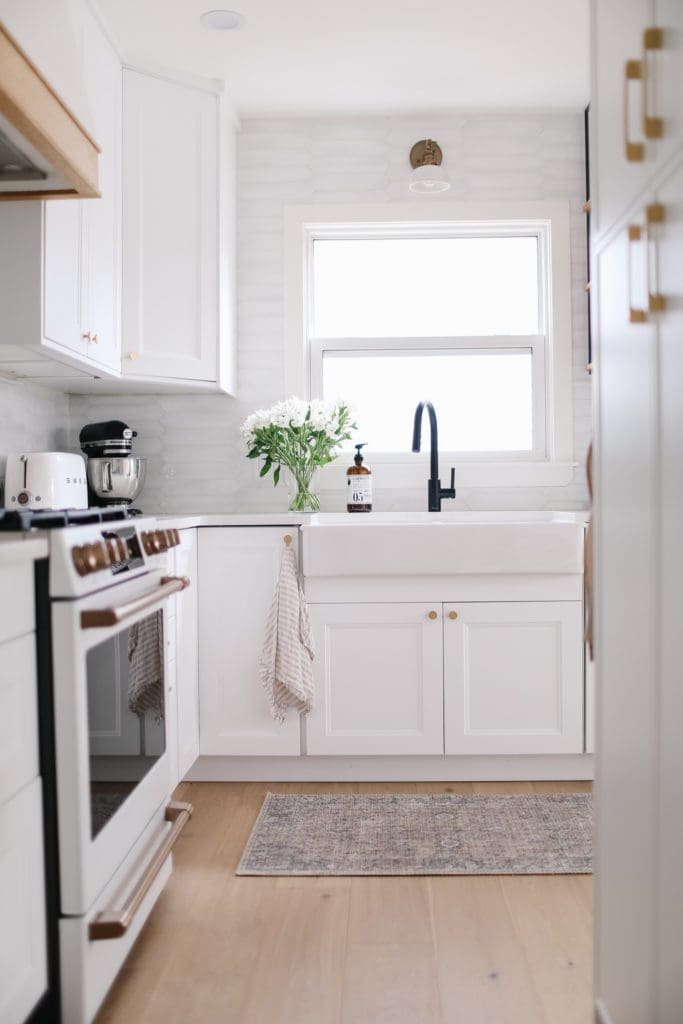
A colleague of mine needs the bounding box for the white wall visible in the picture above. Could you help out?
[0,379,72,484]
[70,112,592,514]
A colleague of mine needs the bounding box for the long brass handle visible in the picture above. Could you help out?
[642,27,663,140]
[80,575,190,628]
[627,224,647,323]
[624,59,645,162]
[645,202,666,313]
[89,802,193,940]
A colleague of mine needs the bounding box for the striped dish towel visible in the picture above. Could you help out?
[259,545,314,723]
[128,610,165,721]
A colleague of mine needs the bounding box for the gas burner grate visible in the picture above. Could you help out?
[0,506,134,532]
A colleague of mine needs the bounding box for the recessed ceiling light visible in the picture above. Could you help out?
[200,9,246,31]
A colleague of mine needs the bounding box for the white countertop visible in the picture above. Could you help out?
[156,510,589,530]
[0,534,49,565]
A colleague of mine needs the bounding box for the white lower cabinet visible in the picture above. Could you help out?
[198,527,301,755]
[444,601,584,755]
[174,530,199,779]
[0,779,48,1024]
[306,603,444,756]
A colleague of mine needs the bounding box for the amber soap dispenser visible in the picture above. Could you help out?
[347,443,372,513]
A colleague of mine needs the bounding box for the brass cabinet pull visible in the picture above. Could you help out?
[627,224,647,323]
[427,610,438,620]
[80,575,190,628]
[642,27,663,139]
[283,534,293,546]
[89,802,193,940]
[81,330,92,341]
[624,59,645,161]
[448,610,458,620]
[91,332,99,343]
[645,202,666,313]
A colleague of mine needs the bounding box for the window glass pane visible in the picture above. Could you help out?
[323,350,533,453]
[313,236,539,338]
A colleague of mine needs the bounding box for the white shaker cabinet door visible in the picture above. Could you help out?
[80,8,121,374]
[174,530,199,778]
[198,528,301,755]
[443,602,583,755]
[0,779,47,1024]
[122,69,218,382]
[306,603,444,756]
[592,0,656,241]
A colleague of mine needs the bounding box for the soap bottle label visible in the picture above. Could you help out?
[347,476,372,504]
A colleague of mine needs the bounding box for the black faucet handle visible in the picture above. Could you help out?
[444,466,456,498]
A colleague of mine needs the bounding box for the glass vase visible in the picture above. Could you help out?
[287,466,320,513]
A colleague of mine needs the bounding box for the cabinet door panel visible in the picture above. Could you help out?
[593,224,659,1024]
[654,159,683,1024]
[444,602,583,755]
[306,603,444,755]
[122,70,218,382]
[198,528,300,755]
[43,200,86,357]
[175,530,199,777]
[0,779,47,1024]
[592,0,656,240]
[81,10,121,373]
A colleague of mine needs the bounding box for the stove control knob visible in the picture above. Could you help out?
[141,531,156,556]
[156,530,170,552]
[171,529,181,547]
[71,545,89,577]
[85,542,109,572]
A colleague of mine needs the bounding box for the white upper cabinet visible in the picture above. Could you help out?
[0,5,121,378]
[592,0,656,240]
[121,70,221,384]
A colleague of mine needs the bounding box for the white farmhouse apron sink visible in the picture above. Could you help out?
[301,511,585,577]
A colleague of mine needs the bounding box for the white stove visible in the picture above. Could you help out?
[1,507,192,1022]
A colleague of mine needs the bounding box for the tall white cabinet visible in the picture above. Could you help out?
[592,3,683,1022]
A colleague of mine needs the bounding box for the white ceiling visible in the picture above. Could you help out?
[95,0,590,118]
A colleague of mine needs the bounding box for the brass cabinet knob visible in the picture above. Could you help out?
[91,333,99,343]
[81,331,92,341]
[428,610,438,620]
[448,611,458,620]
[127,352,138,361]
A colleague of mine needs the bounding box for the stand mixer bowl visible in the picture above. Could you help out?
[86,457,147,505]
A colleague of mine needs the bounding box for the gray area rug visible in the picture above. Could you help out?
[236,792,592,876]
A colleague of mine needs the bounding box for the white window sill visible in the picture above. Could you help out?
[317,459,577,491]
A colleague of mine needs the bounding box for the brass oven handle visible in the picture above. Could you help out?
[80,575,190,628]
[624,59,645,162]
[642,27,663,140]
[627,223,647,323]
[89,801,193,941]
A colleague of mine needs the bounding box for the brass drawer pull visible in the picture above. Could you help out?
[627,223,647,323]
[642,27,663,139]
[89,802,193,940]
[645,202,666,313]
[448,611,458,620]
[624,59,645,162]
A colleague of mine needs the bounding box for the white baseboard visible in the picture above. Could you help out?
[185,754,594,783]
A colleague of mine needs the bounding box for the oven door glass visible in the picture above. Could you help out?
[86,609,165,838]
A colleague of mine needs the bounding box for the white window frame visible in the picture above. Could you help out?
[284,202,575,489]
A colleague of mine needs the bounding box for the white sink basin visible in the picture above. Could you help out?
[301,511,586,577]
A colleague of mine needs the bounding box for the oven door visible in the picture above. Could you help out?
[52,570,186,916]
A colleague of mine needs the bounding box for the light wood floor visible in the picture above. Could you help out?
[96,780,593,1024]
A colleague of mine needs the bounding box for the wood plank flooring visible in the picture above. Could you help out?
[96,781,593,1024]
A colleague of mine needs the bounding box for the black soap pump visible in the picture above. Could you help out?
[347,443,372,513]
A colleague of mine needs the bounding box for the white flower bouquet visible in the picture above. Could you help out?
[241,397,356,511]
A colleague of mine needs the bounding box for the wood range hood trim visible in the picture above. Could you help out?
[0,21,100,200]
